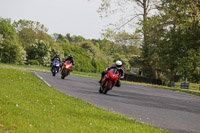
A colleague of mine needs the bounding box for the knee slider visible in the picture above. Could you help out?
[115,82,121,87]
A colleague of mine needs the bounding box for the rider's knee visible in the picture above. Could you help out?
[115,81,121,87]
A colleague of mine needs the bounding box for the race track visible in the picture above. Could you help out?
[35,71,200,133]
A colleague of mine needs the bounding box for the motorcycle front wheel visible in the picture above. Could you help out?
[61,69,69,79]
[103,81,112,94]
[52,67,56,76]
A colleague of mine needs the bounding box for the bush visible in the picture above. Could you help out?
[27,60,39,65]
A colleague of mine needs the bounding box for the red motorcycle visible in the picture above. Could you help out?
[61,60,72,79]
[99,68,120,94]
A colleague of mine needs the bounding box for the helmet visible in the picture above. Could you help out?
[116,60,122,68]
[68,54,73,58]
[56,53,59,57]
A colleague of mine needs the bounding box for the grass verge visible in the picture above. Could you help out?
[0,63,101,79]
[0,68,168,133]
[123,81,200,96]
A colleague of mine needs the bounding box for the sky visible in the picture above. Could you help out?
[0,0,118,39]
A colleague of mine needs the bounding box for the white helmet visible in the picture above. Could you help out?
[116,60,122,68]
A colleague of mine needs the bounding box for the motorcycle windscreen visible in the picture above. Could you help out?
[53,60,60,66]
[111,68,119,74]
[66,60,71,64]
[111,69,120,79]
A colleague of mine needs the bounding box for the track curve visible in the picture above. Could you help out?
[35,72,200,133]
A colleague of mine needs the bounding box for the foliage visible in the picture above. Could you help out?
[154,0,200,82]
[13,19,52,47]
[60,40,109,73]
[13,19,55,64]
[52,33,70,43]
[27,60,40,65]
[98,0,159,76]
[0,18,26,64]
[26,39,51,66]
[60,42,95,72]
[0,34,3,43]
[1,4,199,84]
[71,35,86,42]
[97,0,200,83]
[99,30,141,70]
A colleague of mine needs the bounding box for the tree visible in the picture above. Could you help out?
[102,29,141,46]
[13,19,52,48]
[153,0,200,82]
[66,33,72,42]
[0,18,26,64]
[53,33,69,43]
[26,39,51,66]
[71,35,86,43]
[98,0,160,77]
[0,34,3,43]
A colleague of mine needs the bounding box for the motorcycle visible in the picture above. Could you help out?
[61,60,72,79]
[99,68,120,94]
[51,59,60,76]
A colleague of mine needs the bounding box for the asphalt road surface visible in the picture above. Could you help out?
[35,71,200,133]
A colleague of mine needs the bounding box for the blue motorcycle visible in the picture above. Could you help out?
[51,59,60,76]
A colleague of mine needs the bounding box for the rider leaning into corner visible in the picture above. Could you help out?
[62,54,75,71]
[99,60,125,87]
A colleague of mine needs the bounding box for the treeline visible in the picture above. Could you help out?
[0,18,140,73]
[0,0,200,83]
[140,0,200,83]
[98,0,200,83]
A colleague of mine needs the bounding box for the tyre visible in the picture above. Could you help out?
[103,81,112,94]
[52,67,56,76]
[64,70,69,77]
[61,70,65,79]
[61,69,69,79]
[99,87,103,93]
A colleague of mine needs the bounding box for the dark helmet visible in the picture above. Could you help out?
[116,60,122,68]
[56,53,59,57]
[68,54,73,58]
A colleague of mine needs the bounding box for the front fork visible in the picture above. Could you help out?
[101,80,113,90]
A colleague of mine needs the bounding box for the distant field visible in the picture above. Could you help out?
[0,67,168,133]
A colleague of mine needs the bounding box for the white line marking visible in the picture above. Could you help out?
[33,71,51,87]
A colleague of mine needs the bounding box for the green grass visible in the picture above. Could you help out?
[0,63,50,72]
[0,68,168,133]
[72,71,101,79]
[0,62,101,79]
[123,81,200,96]
[174,82,200,91]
